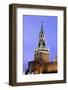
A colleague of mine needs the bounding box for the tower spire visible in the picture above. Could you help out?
[41,21,43,33]
[38,22,46,48]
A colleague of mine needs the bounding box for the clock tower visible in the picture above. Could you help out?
[35,23,49,63]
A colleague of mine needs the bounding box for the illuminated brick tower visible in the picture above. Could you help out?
[25,23,57,74]
[34,23,49,63]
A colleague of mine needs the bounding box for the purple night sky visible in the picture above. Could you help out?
[23,15,57,73]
